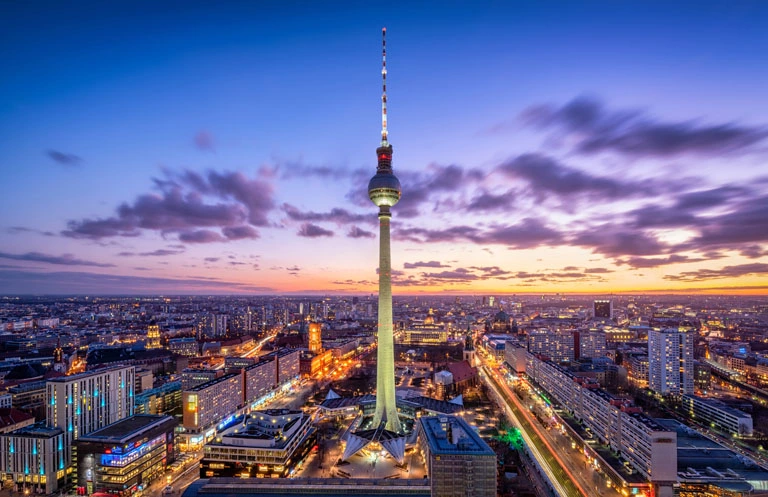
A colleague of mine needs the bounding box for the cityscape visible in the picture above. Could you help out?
[1,2,768,497]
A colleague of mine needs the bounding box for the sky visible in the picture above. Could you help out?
[1,1,767,295]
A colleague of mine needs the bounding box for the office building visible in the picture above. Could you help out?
[46,366,135,464]
[169,338,199,357]
[681,394,753,437]
[594,300,613,319]
[527,329,575,363]
[182,373,242,444]
[180,349,301,450]
[8,380,46,415]
[693,361,711,392]
[627,355,649,387]
[418,416,496,497]
[578,330,607,359]
[201,409,315,478]
[134,381,182,417]
[181,368,222,390]
[0,423,66,494]
[75,414,177,496]
[649,328,694,396]
[243,356,276,406]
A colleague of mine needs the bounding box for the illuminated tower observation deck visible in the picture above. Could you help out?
[368,27,402,434]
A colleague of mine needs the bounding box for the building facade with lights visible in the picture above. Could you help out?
[681,394,753,437]
[74,414,177,496]
[146,324,161,350]
[169,338,199,357]
[200,409,315,479]
[594,300,613,319]
[418,416,496,497]
[527,329,575,363]
[182,373,242,448]
[648,328,694,396]
[524,352,677,493]
[0,423,66,495]
[181,349,302,450]
[46,366,136,468]
[134,381,182,417]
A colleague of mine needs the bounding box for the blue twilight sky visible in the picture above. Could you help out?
[1,1,767,294]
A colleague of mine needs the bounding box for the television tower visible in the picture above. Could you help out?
[369,27,402,433]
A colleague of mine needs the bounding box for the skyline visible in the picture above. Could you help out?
[1,1,768,295]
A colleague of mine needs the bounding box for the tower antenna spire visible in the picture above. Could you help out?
[381,27,388,145]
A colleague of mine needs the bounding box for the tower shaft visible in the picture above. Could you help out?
[373,206,401,432]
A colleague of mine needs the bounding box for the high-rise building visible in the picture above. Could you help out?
[46,366,135,466]
[368,27,402,434]
[594,299,613,319]
[418,416,496,497]
[527,329,575,363]
[648,328,694,396]
[578,330,607,359]
[214,314,228,337]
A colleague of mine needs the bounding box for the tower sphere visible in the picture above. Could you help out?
[368,172,401,207]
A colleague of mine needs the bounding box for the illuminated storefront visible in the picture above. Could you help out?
[75,415,176,496]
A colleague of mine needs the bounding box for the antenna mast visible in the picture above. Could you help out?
[381,27,388,145]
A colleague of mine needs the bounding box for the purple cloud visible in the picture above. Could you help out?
[466,191,515,211]
[404,260,449,269]
[282,203,373,225]
[297,223,334,238]
[46,149,82,166]
[178,229,226,243]
[572,229,667,258]
[664,263,768,282]
[522,96,768,158]
[0,269,274,294]
[347,226,375,239]
[63,169,275,242]
[222,225,259,240]
[0,251,114,268]
[498,153,648,199]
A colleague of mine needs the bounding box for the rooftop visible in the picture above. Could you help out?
[76,414,176,443]
[10,422,63,438]
[655,419,768,490]
[683,394,752,420]
[188,372,240,392]
[47,365,132,382]
[0,407,34,428]
[419,415,494,456]
[183,478,430,497]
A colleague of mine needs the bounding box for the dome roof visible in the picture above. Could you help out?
[493,310,510,322]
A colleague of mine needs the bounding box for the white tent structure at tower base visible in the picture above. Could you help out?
[342,423,406,464]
